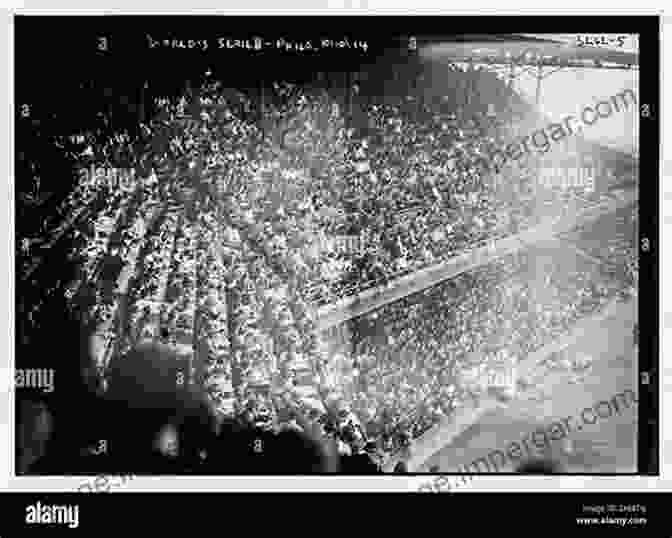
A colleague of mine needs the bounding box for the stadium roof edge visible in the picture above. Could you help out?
[419,39,638,67]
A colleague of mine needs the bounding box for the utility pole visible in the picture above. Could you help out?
[535,63,543,106]
[346,71,352,119]
[138,80,147,125]
[509,57,516,90]
[260,78,265,121]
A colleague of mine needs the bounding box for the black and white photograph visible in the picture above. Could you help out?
[13,15,656,478]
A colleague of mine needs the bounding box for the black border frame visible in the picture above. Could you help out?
[14,14,659,477]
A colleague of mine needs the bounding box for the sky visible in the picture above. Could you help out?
[420,34,639,155]
[513,34,639,155]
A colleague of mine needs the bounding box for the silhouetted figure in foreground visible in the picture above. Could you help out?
[394,461,408,473]
[339,452,382,474]
[20,328,348,474]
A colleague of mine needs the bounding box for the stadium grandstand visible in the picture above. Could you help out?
[16,25,640,473]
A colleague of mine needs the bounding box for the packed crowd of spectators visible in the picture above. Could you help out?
[320,241,634,455]
[22,71,636,469]
[227,71,604,305]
